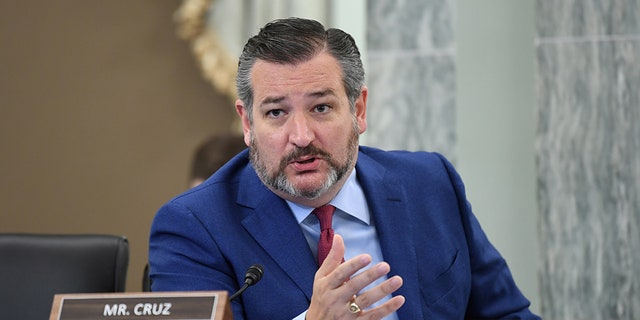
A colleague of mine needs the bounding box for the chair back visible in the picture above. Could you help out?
[142,263,152,292]
[0,233,129,320]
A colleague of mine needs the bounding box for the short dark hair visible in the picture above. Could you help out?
[236,17,365,122]
[190,133,246,181]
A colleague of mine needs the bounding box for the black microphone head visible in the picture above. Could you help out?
[244,264,264,286]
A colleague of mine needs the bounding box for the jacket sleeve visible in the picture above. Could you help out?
[148,200,247,319]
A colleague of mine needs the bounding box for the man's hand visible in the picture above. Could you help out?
[306,235,405,319]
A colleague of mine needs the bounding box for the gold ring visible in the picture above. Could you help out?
[348,301,362,314]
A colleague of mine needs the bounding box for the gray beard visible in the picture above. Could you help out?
[249,128,358,200]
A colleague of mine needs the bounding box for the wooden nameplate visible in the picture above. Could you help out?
[49,291,232,320]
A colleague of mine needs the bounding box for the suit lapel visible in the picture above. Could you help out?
[236,168,317,301]
[232,151,424,316]
[356,151,422,318]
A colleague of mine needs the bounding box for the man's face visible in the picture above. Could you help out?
[235,51,367,207]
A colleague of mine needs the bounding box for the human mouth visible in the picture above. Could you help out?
[290,156,321,171]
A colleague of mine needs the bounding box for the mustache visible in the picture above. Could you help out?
[280,144,332,167]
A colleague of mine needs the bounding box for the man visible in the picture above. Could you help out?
[149,17,539,319]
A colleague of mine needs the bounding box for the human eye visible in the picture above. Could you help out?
[266,109,285,118]
[313,104,331,114]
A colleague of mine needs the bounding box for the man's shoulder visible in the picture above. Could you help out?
[167,150,253,206]
[358,145,448,167]
[357,146,457,186]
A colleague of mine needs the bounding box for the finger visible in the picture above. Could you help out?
[319,235,373,282]
[354,275,403,309]
[343,261,392,295]
[358,295,406,320]
[324,253,373,291]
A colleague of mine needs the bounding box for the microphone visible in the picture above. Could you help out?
[229,264,264,301]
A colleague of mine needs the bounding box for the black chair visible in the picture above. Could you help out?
[0,233,129,320]
[142,263,152,292]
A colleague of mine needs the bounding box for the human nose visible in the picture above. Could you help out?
[287,113,314,147]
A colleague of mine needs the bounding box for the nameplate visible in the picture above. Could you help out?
[49,291,232,320]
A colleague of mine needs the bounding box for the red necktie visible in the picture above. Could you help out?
[312,204,336,267]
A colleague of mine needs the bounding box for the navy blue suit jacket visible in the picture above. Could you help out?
[149,146,538,319]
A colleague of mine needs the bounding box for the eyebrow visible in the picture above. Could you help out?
[259,88,338,107]
[261,96,285,106]
[308,88,337,99]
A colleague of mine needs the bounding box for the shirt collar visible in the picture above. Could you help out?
[288,168,370,225]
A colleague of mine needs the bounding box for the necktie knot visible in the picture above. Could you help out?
[312,204,336,231]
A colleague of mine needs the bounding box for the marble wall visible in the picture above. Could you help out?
[536,1,640,319]
[365,1,541,314]
[366,0,457,159]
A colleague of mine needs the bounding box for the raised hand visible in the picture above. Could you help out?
[306,235,405,319]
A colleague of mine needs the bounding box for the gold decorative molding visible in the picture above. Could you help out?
[174,0,238,103]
